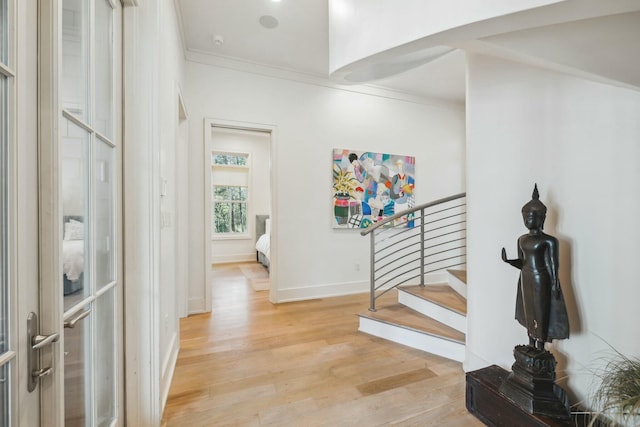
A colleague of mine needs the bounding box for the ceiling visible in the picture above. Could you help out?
[175,1,640,105]
[174,0,467,103]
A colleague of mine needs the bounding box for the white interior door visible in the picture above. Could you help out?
[52,0,124,425]
[2,1,122,424]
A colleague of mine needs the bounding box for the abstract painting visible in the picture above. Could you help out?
[332,148,415,229]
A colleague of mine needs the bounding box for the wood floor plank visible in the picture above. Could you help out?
[356,367,437,396]
[161,262,483,427]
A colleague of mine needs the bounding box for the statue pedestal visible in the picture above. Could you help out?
[499,345,570,420]
[466,363,572,427]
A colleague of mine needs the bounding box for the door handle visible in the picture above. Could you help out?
[32,332,60,349]
[64,309,90,328]
[27,312,59,393]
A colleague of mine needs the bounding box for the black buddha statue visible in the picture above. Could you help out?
[501,185,569,350]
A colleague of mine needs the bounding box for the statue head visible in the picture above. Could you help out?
[521,184,547,230]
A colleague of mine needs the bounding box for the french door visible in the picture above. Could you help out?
[2,0,123,425]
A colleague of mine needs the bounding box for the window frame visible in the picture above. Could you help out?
[211,150,251,241]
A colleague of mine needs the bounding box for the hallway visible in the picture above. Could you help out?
[161,263,481,426]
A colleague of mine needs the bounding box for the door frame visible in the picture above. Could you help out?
[202,118,278,309]
[37,0,64,422]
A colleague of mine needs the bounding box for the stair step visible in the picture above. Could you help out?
[400,284,466,315]
[447,269,467,284]
[358,304,465,344]
[358,304,465,362]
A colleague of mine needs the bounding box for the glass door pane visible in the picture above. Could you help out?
[0,0,6,63]
[94,0,113,139]
[62,0,90,121]
[64,307,92,426]
[95,287,115,426]
[95,138,114,290]
[61,117,91,310]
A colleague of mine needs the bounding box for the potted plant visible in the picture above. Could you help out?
[590,351,640,426]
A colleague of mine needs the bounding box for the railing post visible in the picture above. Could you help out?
[369,231,376,311]
[420,207,425,286]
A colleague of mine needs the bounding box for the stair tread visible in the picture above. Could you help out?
[447,269,467,284]
[400,284,467,315]
[359,304,465,344]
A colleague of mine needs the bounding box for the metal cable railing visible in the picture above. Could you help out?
[360,193,466,311]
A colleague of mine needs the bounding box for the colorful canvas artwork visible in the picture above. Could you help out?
[332,148,415,229]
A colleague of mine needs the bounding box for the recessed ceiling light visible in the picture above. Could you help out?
[271,0,281,2]
[259,15,279,29]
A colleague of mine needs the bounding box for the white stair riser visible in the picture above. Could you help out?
[398,290,467,334]
[447,273,467,298]
[358,317,465,363]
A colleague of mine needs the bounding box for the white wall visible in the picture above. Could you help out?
[465,54,640,405]
[122,0,185,424]
[185,61,465,309]
[209,127,271,264]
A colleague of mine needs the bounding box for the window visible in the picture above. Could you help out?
[211,151,249,237]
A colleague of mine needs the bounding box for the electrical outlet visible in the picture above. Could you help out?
[355,263,360,272]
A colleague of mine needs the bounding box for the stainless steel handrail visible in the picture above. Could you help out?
[362,192,466,311]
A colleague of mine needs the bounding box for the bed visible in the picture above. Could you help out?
[255,214,270,270]
[63,216,84,295]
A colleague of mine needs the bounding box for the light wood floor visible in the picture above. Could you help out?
[161,263,483,426]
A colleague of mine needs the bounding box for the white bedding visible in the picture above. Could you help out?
[255,234,270,261]
[63,239,84,281]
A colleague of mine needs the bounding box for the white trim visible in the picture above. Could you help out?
[0,62,15,77]
[185,50,465,111]
[447,270,467,298]
[160,331,179,413]
[123,3,161,425]
[38,0,65,423]
[398,289,467,334]
[211,253,256,265]
[204,118,278,308]
[0,351,16,368]
[4,0,19,422]
[359,316,465,362]
[211,232,251,241]
[275,281,369,303]
[188,298,206,315]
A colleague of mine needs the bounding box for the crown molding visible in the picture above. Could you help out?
[184,49,464,111]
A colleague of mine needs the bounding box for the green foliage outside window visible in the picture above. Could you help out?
[213,154,248,166]
[213,185,247,233]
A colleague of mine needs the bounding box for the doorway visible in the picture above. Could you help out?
[202,119,276,310]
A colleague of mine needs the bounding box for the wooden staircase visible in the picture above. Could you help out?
[358,269,467,362]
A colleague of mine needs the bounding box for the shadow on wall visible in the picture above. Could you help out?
[545,195,583,402]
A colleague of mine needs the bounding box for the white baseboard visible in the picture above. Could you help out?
[160,332,180,413]
[272,272,449,304]
[275,280,369,303]
[188,297,206,315]
[211,253,256,264]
